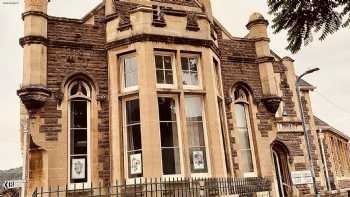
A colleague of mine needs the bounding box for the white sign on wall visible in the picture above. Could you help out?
[130,153,142,175]
[291,170,313,185]
[71,158,86,179]
[2,180,23,190]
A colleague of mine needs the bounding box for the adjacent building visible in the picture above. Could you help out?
[17,0,350,196]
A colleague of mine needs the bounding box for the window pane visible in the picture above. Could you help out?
[71,129,87,155]
[187,122,205,147]
[158,97,180,175]
[125,73,137,88]
[185,96,208,173]
[241,150,254,173]
[190,71,198,85]
[162,148,181,175]
[185,96,203,121]
[160,122,178,147]
[190,147,208,173]
[155,55,163,69]
[158,97,177,121]
[70,84,79,95]
[71,101,87,129]
[238,128,251,149]
[156,70,164,84]
[164,56,172,69]
[126,99,140,124]
[234,104,247,128]
[165,70,174,84]
[125,99,142,178]
[124,56,138,88]
[181,57,188,70]
[127,125,142,151]
[182,71,190,85]
[189,57,198,71]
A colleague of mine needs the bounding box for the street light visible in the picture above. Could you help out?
[296,68,320,197]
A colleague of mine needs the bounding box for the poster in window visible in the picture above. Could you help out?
[130,153,142,175]
[71,158,86,179]
[193,150,205,170]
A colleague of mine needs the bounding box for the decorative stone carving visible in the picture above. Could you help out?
[186,13,200,31]
[114,0,137,31]
[54,90,64,104]
[17,85,51,113]
[152,5,166,27]
[261,95,282,114]
[97,94,107,102]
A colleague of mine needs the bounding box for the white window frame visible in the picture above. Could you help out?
[184,95,211,178]
[232,89,257,178]
[67,81,91,189]
[181,53,202,90]
[157,94,184,178]
[154,51,177,89]
[122,96,143,182]
[120,53,138,92]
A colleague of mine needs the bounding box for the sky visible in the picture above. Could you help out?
[0,0,349,170]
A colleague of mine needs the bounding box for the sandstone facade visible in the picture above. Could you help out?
[17,0,350,196]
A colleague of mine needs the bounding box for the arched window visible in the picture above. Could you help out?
[68,81,91,184]
[233,87,256,177]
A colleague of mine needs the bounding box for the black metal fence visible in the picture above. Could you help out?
[32,177,271,197]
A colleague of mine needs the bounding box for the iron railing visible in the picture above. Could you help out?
[32,177,271,197]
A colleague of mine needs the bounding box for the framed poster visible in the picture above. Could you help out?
[192,150,205,170]
[130,153,142,175]
[71,158,86,179]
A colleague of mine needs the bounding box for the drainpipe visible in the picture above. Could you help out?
[318,129,331,191]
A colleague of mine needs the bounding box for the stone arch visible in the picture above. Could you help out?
[229,81,258,104]
[271,139,293,196]
[56,72,100,103]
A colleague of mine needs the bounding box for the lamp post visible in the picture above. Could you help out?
[296,68,320,197]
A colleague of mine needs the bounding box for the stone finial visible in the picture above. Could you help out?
[246,12,269,39]
[25,0,48,13]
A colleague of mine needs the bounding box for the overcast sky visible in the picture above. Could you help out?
[0,0,349,170]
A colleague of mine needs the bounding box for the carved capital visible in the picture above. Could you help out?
[261,96,282,114]
[97,94,107,102]
[17,85,51,113]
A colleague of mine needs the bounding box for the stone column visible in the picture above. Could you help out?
[246,13,281,114]
[18,1,51,196]
[201,50,227,177]
[138,42,163,177]
[18,0,50,113]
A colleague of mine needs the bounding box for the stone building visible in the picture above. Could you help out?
[315,116,350,192]
[17,0,350,196]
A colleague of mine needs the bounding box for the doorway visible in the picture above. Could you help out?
[272,142,292,197]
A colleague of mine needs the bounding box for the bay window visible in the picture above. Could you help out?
[158,96,181,175]
[185,95,208,173]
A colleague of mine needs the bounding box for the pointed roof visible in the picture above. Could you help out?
[314,116,350,141]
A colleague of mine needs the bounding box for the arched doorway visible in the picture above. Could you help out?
[272,141,292,197]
